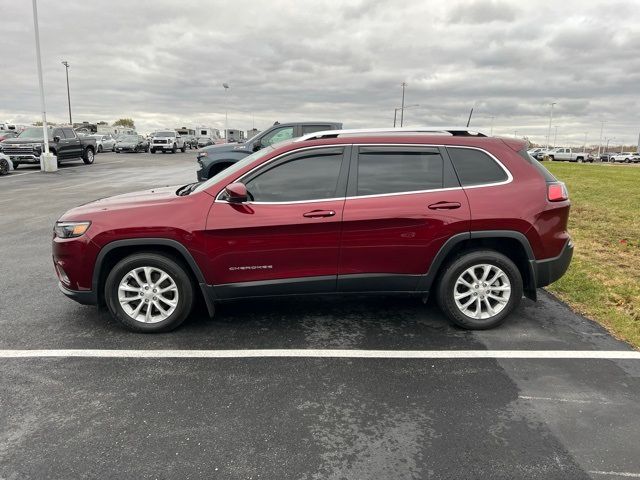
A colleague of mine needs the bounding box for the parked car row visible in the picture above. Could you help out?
[526,147,594,162]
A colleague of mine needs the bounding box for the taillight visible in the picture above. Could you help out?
[547,182,568,202]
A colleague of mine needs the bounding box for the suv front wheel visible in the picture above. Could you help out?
[437,250,523,330]
[105,253,194,332]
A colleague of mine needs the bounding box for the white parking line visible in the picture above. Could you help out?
[589,472,640,478]
[0,350,638,359]
[519,395,614,405]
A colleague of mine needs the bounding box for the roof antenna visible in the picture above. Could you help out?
[466,107,474,127]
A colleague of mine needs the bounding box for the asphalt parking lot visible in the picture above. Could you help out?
[1,151,639,480]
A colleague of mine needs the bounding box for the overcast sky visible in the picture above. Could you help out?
[2,0,639,147]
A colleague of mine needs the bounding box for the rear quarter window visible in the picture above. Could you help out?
[447,147,509,186]
[517,149,557,182]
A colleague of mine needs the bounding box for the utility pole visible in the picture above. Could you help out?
[222,83,229,141]
[61,60,72,124]
[597,120,606,157]
[514,130,518,138]
[400,82,407,127]
[546,102,556,149]
[553,126,559,148]
[31,0,56,171]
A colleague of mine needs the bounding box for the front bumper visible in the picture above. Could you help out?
[152,144,175,150]
[532,239,574,288]
[58,282,97,306]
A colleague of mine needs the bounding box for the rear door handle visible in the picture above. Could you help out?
[428,201,461,210]
[303,209,336,218]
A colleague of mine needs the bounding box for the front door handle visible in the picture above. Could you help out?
[428,201,461,210]
[303,209,336,218]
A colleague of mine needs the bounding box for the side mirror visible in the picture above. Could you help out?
[252,143,262,152]
[53,136,61,142]
[224,182,248,203]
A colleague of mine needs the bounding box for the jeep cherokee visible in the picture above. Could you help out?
[53,127,573,333]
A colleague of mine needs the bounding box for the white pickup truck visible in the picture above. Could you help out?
[546,148,593,163]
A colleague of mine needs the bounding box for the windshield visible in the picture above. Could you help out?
[119,135,138,141]
[155,131,175,137]
[18,127,51,139]
[193,146,276,194]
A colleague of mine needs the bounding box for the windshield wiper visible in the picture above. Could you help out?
[177,182,202,196]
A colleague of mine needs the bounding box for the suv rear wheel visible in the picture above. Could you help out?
[437,250,523,330]
[83,148,95,165]
[105,253,194,332]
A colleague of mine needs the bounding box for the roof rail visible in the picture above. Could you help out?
[295,127,487,142]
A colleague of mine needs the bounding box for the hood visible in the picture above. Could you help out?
[117,141,137,146]
[200,141,249,155]
[2,138,49,145]
[60,186,181,218]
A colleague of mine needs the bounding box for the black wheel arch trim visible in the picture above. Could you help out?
[416,230,538,299]
[91,238,215,317]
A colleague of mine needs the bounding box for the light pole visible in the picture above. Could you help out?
[31,0,56,171]
[583,132,588,152]
[61,60,72,124]
[605,137,615,155]
[489,116,495,136]
[597,120,606,158]
[399,82,407,127]
[553,125,559,148]
[393,104,419,127]
[514,130,518,138]
[546,102,556,150]
[222,83,229,141]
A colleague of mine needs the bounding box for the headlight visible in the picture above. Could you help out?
[197,151,208,159]
[54,221,91,238]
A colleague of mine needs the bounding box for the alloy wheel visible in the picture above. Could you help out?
[118,266,179,323]
[453,264,511,319]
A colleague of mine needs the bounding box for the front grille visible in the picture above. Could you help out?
[3,146,37,156]
[153,139,168,144]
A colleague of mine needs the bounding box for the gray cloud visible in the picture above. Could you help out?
[0,0,639,147]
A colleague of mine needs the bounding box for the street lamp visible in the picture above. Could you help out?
[546,102,556,150]
[31,0,56,171]
[597,120,606,158]
[61,60,72,124]
[222,83,229,141]
[399,82,407,127]
[605,137,615,155]
[553,125,559,148]
[393,104,419,127]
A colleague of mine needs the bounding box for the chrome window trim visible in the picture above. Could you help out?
[214,143,513,205]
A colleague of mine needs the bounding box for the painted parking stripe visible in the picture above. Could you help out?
[0,349,638,359]
[589,472,640,478]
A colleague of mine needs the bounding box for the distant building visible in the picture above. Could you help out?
[246,128,260,139]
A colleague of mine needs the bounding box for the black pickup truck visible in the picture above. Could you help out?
[0,126,97,169]
[195,121,342,181]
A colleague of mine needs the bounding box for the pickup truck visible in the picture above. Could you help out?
[196,121,343,181]
[0,126,96,169]
[546,147,593,163]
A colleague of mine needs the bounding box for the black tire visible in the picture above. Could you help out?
[150,148,155,154]
[12,162,19,170]
[83,148,95,164]
[0,158,9,175]
[181,144,186,152]
[436,250,523,330]
[105,253,195,333]
[98,145,103,153]
[548,155,555,161]
[172,144,177,154]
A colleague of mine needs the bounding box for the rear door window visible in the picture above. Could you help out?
[356,147,443,196]
[447,147,509,186]
[62,128,76,139]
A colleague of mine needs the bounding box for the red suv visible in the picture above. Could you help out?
[53,128,573,333]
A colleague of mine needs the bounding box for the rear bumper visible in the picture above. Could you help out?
[532,239,574,288]
[58,282,97,306]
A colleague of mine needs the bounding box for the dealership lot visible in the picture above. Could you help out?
[1,153,639,479]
